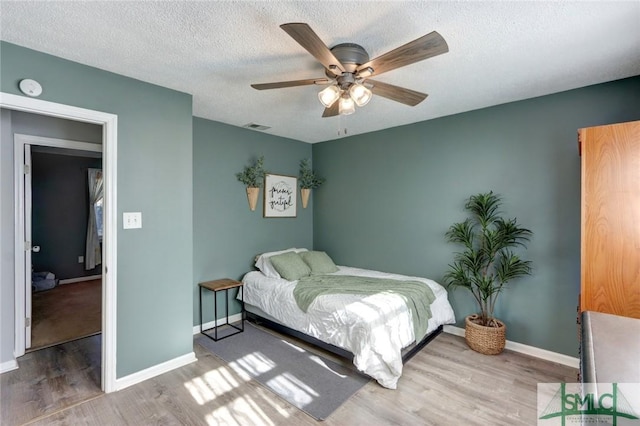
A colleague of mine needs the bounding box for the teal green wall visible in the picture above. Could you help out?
[312,76,640,357]
[192,117,312,324]
[3,39,637,372]
[1,42,194,377]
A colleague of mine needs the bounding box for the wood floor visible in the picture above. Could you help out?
[1,326,577,425]
[1,334,102,426]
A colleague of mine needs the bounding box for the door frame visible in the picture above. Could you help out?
[1,92,118,393]
[15,134,103,350]
[22,142,31,349]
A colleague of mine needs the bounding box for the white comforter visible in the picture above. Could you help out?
[240,266,455,389]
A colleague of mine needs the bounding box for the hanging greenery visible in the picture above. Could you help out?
[236,155,265,187]
[298,158,325,189]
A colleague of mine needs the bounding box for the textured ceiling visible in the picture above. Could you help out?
[2,1,639,143]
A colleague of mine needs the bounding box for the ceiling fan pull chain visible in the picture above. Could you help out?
[338,115,348,137]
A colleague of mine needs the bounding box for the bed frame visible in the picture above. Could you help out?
[245,310,443,364]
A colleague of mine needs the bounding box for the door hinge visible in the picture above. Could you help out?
[25,317,31,327]
[24,241,31,251]
[24,164,30,174]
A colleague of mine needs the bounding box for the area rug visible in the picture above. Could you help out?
[31,279,102,350]
[195,322,370,421]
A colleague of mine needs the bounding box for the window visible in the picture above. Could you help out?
[95,197,103,240]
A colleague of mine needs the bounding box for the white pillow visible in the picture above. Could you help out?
[255,248,308,278]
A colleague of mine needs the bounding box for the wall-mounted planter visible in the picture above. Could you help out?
[236,156,265,211]
[298,158,324,209]
[246,187,260,211]
[300,188,311,209]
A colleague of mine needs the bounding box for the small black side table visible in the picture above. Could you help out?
[199,278,244,341]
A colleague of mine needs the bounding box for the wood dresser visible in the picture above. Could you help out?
[579,120,640,319]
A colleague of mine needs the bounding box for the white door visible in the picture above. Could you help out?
[23,143,32,349]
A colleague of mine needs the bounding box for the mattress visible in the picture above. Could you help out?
[240,266,455,388]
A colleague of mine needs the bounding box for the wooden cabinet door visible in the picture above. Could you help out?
[580,120,640,319]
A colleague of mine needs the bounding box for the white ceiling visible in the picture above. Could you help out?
[2,2,639,143]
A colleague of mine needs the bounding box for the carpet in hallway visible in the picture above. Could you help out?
[31,279,101,350]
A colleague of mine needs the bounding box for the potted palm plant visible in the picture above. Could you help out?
[444,192,532,354]
[298,158,325,208]
[236,155,265,211]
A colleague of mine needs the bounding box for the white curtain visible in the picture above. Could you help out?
[85,168,103,270]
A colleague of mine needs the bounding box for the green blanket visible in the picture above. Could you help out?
[293,275,436,340]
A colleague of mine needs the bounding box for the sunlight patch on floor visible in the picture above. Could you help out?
[266,372,319,407]
[309,354,347,378]
[259,387,295,417]
[205,395,277,426]
[184,365,246,404]
[185,377,215,405]
[281,339,305,352]
[230,351,276,379]
[185,363,296,425]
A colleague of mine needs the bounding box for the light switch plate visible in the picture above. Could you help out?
[123,212,142,229]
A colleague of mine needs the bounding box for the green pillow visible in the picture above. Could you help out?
[269,251,311,281]
[300,251,339,275]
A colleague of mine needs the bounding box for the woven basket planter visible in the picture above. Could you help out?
[464,314,506,355]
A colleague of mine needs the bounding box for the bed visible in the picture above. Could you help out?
[239,248,456,389]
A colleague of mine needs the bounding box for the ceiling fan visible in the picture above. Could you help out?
[251,23,449,117]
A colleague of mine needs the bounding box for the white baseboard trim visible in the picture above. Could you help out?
[443,325,579,369]
[0,359,19,374]
[114,351,197,391]
[59,274,102,285]
[110,314,244,392]
[192,313,243,335]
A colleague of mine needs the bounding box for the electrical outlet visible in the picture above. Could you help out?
[78,256,84,263]
[123,212,142,229]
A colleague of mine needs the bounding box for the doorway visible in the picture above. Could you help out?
[1,92,118,392]
[26,141,103,351]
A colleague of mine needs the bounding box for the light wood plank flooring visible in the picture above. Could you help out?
[2,330,576,425]
[1,334,102,426]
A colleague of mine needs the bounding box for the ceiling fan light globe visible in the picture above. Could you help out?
[339,96,355,115]
[349,83,372,107]
[318,85,341,107]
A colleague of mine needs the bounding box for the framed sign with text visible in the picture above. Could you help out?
[264,174,297,217]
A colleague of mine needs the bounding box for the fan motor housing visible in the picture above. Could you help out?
[327,43,369,75]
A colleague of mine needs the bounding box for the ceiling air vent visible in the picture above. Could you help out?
[243,123,271,131]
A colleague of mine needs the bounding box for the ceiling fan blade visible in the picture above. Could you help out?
[251,78,331,90]
[367,79,428,106]
[322,101,339,118]
[280,23,346,73]
[356,31,448,77]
